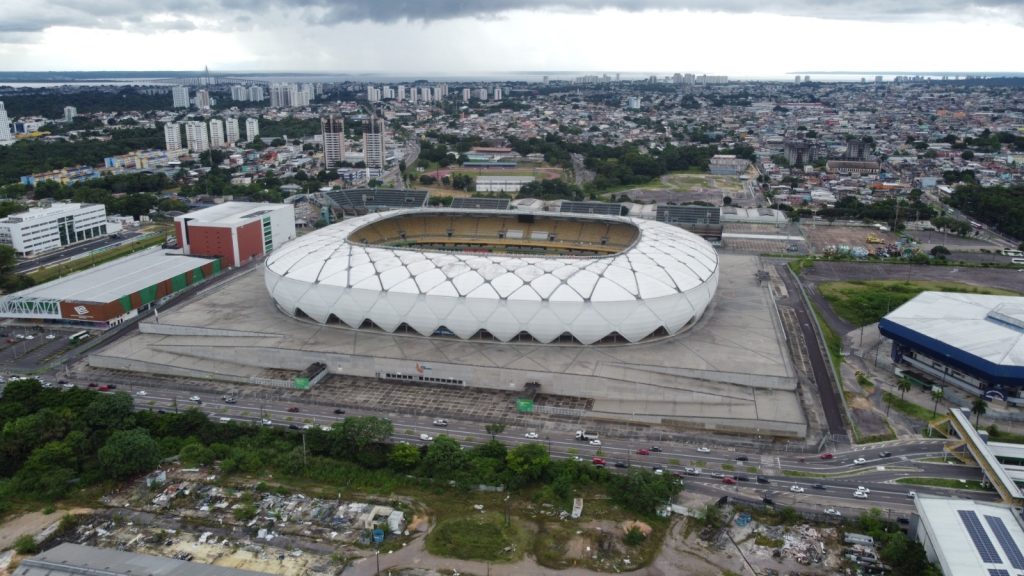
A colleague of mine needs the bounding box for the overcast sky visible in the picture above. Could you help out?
[2,0,1022,76]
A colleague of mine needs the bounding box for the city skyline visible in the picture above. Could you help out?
[2,1,1023,75]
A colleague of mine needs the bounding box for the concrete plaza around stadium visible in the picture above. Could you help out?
[90,253,806,437]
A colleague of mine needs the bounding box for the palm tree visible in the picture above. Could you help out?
[897,378,912,400]
[485,423,505,441]
[931,388,945,418]
[971,397,988,428]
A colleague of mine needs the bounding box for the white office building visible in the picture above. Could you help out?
[164,123,183,154]
[224,117,239,145]
[245,118,259,143]
[184,121,210,153]
[322,116,346,169]
[230,85,248,101]
[63,106,77,122]
[208,118,225,148]
[171,85,190,108]
[0,101,13,145]
[0,203,108,256]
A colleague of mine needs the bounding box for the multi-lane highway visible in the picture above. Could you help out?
[78,382,994,519]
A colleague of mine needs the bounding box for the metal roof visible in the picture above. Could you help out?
[16,543,275,576]
[173,202,290,226]
[880,292,1024,385]
[915,495,1024,576]
[3,248,215,304]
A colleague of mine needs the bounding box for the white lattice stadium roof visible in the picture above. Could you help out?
[264,209,719,344]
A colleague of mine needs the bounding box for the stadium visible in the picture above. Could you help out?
[263,209,720,345]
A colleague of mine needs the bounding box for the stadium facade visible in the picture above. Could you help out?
[265,209,719,345]
[879,291,1024,403]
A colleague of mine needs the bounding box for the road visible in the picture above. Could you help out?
[777,263,847,436]
[57,381,993,520]
[14,232,144,274]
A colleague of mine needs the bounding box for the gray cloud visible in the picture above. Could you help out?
[2,0,1022,37]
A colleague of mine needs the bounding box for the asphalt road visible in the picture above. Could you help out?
[48,380,994,519]
[14,231,144,273]
[777,263,847,436]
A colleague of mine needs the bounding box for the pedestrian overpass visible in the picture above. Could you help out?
[930,408,1024,506]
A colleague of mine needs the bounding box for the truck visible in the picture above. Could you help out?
[575,430,599,441]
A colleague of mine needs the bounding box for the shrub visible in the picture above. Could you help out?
[14,534,38,555]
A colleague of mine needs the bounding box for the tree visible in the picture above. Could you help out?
[971,397,988,427]
[961,150,975,160]
[420,435,466,480]
[930,245,950,258]
[485,423,506,441]
[388,443,421,471]
[897,378,912,400]
[97,428,160,479]
[611,469,678,515]
[505,443,550,487]
[931,388,945,418]
[334,416,393,458]
[722,196,732,206]
[179,442,216,467]
[83,392,136,430]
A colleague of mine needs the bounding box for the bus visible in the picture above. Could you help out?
[69,330,90,342]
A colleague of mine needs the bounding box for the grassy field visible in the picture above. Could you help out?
[896,477,989,491]
[662,172,744,193]
[883,392,939,422]
[818,280,1020,327]
[29,230,168,284]
[426,512,528,562]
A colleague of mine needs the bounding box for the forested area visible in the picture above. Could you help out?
[0,128,165,185]
[1,88,171,117]
[814,193,936,226]
[0,380,679,519]
[946,184,1024,240]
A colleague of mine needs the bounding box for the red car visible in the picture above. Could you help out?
[722,476,737,485]
[591,457,606,466]
[820,453,834,460]
[97,385,111,392]
[287,407,300,413]
[636,448,650,456]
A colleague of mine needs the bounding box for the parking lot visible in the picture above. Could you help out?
[0,325,83,373]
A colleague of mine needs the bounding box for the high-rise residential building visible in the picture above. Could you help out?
[367,86,381,102]
[493,87,502,101]
[269,84,290,108]
[184,121,210,153]
[245,118,259,143]
[432,86,442,101]
[230,85,248,101]
[164,122,183,154]
[419,87,431,102]
[171,86,190,108]
[195,89,212,111]
[363,116,386,178]
[208,118,225,148]
[0,102,14,146]
[63,106,77,122]
[224,117,239,145]
[396,85,406,102]
[408,88,418,103]
[247,85,265,101]
[462,88,471,103]
[321,115,346,169]
[477,88,488,100]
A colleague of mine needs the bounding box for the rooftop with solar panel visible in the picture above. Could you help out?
[914,495,1024,576]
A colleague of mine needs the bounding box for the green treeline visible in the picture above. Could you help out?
[1,88,173,117]
[0,380,679,519]
[0,128,165,185]
[947,184,1024,240]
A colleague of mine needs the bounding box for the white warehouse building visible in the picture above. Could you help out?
[0,202,108,256]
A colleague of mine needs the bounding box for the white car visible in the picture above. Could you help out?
[45,334,56,340]
[136,390,147,396]
[907,491,917,498]
[320,425,332,432]
[824,508,842,516]
[589,439,602,446]
[790,485,805,493]
[524,432,539,439]
[189,395,201,402]
[261,419,273,426]
[853,457,867,465]
[432,419,448,427]
[853,490,868,499]
[24,335,34,340]
[62,383,74,389]
[857,486,871,494]
[696,446,711,453]
[302,424,312,430]
[419,433,433,441]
